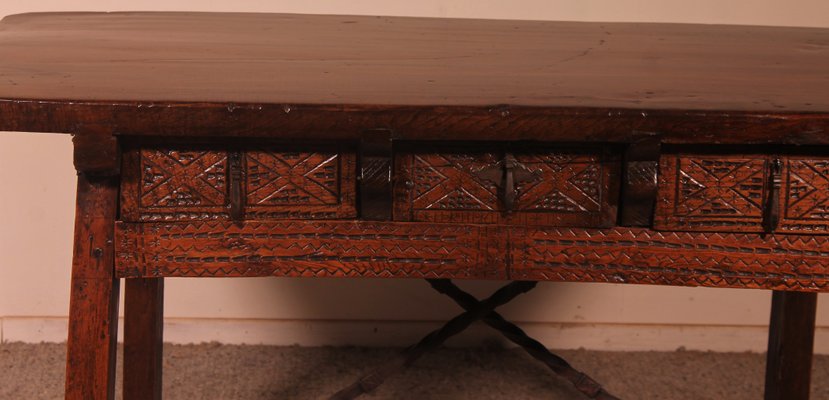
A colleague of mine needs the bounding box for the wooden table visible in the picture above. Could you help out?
[1,11,828,400]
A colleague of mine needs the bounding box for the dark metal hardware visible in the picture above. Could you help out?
[228,151,244,222]
[474,152,538,212]
[331,279,619,400]
[763,158,783,233]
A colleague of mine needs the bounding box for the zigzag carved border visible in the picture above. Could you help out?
[512,227,829,291]
[115,221,507,280]
[115,221,829,291]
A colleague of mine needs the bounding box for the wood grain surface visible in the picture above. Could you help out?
[0,13,828,143]
[115,220,507,280]
[120,146,357,222]
[123,278,164,400]
[655,154,771,232]
[393,144,619,226]
[655,153,829,234]
[764,291,818,400]
[513,227,829,291]
[1,12,828,111]
[115,221,829,291]
[65,175,120,400]
[17,11,824,399]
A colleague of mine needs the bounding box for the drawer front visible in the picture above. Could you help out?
[655,153,829,233]
[243,149,356,219]
[120,146,356,222]
[655,154,769,232]
[781,157,829,233]
[393,145,619,226]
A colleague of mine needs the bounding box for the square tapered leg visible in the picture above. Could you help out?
[65,175,120,400]
[124,278,164,400]
[765,291,818,400]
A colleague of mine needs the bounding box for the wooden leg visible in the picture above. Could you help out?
[124,278,165,400]
[65,175,120,400]
[764,290,818,400]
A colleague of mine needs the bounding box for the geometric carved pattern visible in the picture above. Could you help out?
[394,146,618,226]
[511,227,829,292]
[514,152,603,212]
[780,158,829,233]
[120,149,231,221]
[409,152,500,211]
[115,221,829,292]
[244,149,356,219]
[114,221,506,280]
[120,146,356,222]
[140,150,228,207]
[655,154,770,232]
[246,152,339,205]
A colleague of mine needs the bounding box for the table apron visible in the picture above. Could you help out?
[115,221,829,291]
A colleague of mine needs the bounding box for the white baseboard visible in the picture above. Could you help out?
[2,316,828,353]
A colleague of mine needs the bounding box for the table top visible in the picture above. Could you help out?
[0,12,828,143]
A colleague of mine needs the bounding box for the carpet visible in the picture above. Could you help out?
[1,343,827,399]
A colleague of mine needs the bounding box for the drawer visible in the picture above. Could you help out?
[780,157,829,233]
[654,153,829,233]
[393,144,620,226]
[120,145,357,221]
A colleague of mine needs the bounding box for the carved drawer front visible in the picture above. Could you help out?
[655,153,829,233]
[120,146,356,222]
[393,145,619,226]
[779,157,829,233]
[655,154,769,232]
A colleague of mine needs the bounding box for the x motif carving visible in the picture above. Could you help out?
[516,161,601,212]
[676,158,766,217]
[246,152,340,206]
[412,153,501,211]
[785,160,829,219]
[140,150,228,207]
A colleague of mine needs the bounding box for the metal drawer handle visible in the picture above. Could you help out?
[763,158,782,233]
[474,152,539,212]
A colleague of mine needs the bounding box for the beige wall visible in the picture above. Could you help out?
[2,0,829,349]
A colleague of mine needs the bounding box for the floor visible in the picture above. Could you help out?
[1,343,827,399]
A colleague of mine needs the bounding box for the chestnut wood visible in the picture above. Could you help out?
[71,126,120,176]
[0,12,828,112]
[120,146,357,222]
[1,13,829,145]
[512,227,829,291]
[3,11,827,399]
[656,153,829,234]
[115,221,829,291]
[765,291,818,400]
[655,153,771,232]
[65,175,120,400]
[124,278,164,400]
[393,144,619,226]
[780,158,829,233]
[4,101,829,146]
[115,220,507,280]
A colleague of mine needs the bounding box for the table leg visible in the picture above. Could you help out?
[124,278,165,400]
[764,290,818,400]
[65,175,120,400]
